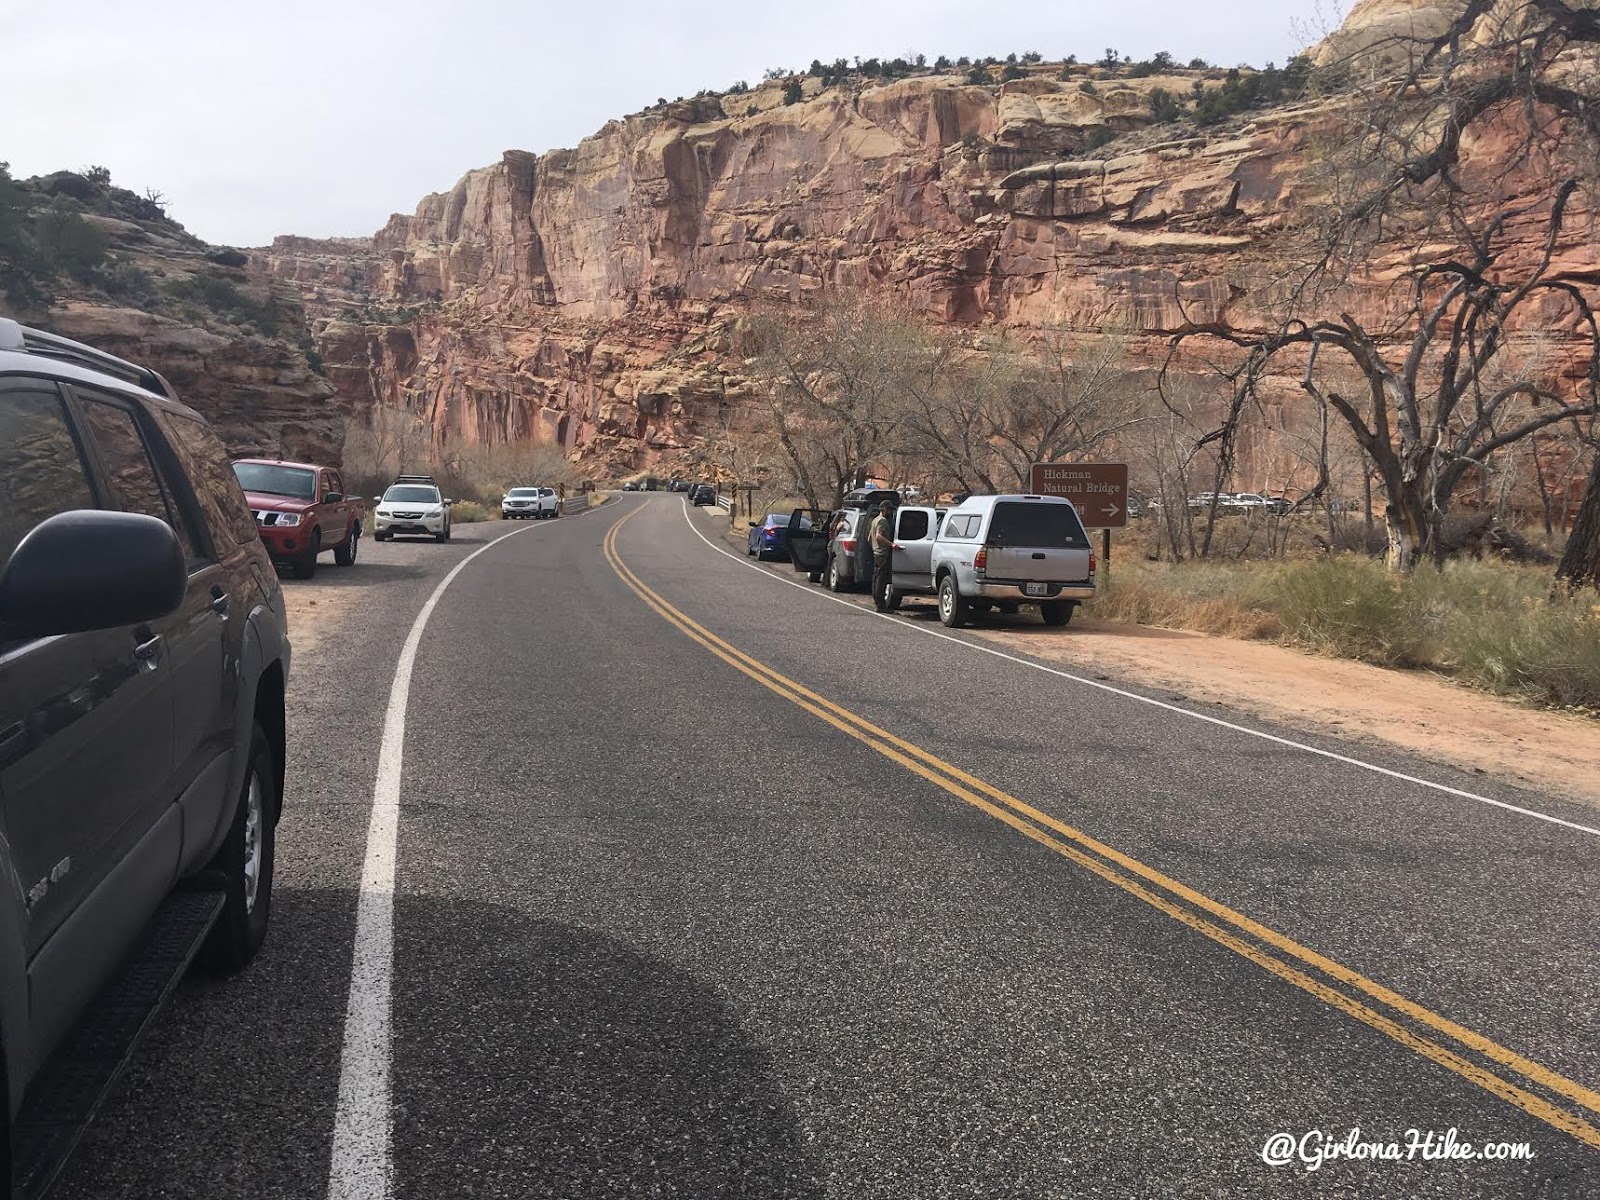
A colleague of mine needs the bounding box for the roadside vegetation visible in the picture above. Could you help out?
[342,409,582,510]
[1094,556,1600,712]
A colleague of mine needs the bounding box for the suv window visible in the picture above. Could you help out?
[77,396,204,563]
[0,386,97,567]
[987,501,1090,548]
[155,409,262,546]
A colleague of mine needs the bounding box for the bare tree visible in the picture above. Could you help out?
[1174,3,1600,571]
[1174,191,1600,568]
[1300,1,1600,581]
[744,294,941,509]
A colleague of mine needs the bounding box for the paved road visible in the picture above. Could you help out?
[51,494,1600,1198]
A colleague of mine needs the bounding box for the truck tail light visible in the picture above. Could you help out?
[841,538,857,552]
[1089,552,1097,581]
[974,547,987,573]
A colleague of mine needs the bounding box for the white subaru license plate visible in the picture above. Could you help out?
[1024,582,1050,597]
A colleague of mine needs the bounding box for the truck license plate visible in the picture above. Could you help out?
[1024,582,1050,597]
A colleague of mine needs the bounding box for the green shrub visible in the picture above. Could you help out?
[98,258,159,303]
[165,273,281,334]
[1001,64,1026,81]
[967,65,990,84]
[783,79,803,105]
[449,500,493,523]
[1149,88,1182,122]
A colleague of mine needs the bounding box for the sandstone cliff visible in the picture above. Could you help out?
[259,13,1597,481]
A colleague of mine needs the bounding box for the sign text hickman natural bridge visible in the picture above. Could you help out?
[1028,462,1128,528]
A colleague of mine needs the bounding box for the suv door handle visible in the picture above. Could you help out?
[210,585,230,616]
[133,633,164,665]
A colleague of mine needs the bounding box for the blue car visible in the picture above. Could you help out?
[747,511,809,561]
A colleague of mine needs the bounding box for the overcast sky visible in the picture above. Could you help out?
[4,0,1345,248]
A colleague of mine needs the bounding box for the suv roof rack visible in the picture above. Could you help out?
[393,474,437,485]
[0,317,178,399]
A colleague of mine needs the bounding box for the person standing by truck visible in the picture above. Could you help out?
[870,498,896,611]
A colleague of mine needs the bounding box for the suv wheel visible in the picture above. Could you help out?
[938,575,968,628]
[199,723,277,973]
[1041,601,1075,626]
[827,557,845,592]
[292,530,321,579]
[334,523,359,566]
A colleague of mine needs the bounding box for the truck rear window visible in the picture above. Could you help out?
[987,502,1089,548]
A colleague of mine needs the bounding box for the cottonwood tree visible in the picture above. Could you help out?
[1174,189,1600,569]
[1177,0,1600,573]
[744,295,937,510]
[900,332,1141,495]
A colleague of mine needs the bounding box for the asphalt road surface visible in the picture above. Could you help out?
[50,494,1600,1198]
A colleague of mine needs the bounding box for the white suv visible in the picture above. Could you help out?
[373,476,451,542]
[500,486,558,519]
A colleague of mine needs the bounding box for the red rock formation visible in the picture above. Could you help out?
[259,31,1598,485]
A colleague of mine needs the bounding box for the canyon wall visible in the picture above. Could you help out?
[259,8,1597,486]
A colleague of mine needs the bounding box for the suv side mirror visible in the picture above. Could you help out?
[748,520,759,527]
[0,511,185,638]
[444,498,455,505]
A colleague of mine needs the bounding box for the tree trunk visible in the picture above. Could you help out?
[1556,452,1600,591]
[1384,495,1428,572]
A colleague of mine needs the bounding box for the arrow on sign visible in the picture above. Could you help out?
[1103,503,1121,517]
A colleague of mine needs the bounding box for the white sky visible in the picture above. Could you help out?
[4,0,1345,247]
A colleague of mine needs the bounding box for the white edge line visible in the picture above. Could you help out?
[678,500,1600,840]
[327,499,614,1200]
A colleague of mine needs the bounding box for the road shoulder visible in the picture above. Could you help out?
[703,504,1600,810]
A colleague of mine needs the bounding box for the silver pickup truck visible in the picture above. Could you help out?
[882,494,1096,627]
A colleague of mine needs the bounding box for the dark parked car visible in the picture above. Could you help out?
[622,481,641,491]
[747,512,809,561]
[0,317,288,1188]
[689,484,717,506]
[787,488,904,590]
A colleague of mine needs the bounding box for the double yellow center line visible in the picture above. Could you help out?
[603,506,1600,1150]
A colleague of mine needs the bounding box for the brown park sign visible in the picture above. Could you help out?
[1028,462,1128,527]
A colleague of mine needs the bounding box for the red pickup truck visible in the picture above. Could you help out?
[230,458,365,579]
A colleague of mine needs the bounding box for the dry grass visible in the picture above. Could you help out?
[1094,557,1600,712]
[449,500,494,523]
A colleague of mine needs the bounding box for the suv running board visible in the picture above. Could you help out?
[10,886,226,1200]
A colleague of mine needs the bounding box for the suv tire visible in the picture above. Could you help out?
[198,723,277,974]
[938,575,968,628]
[1041,601,1075,626]
[292,530,320,579]
[827,557,845,592]
[334,523,359,566]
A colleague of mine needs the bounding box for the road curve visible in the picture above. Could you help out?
[48,494,1600,1198]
